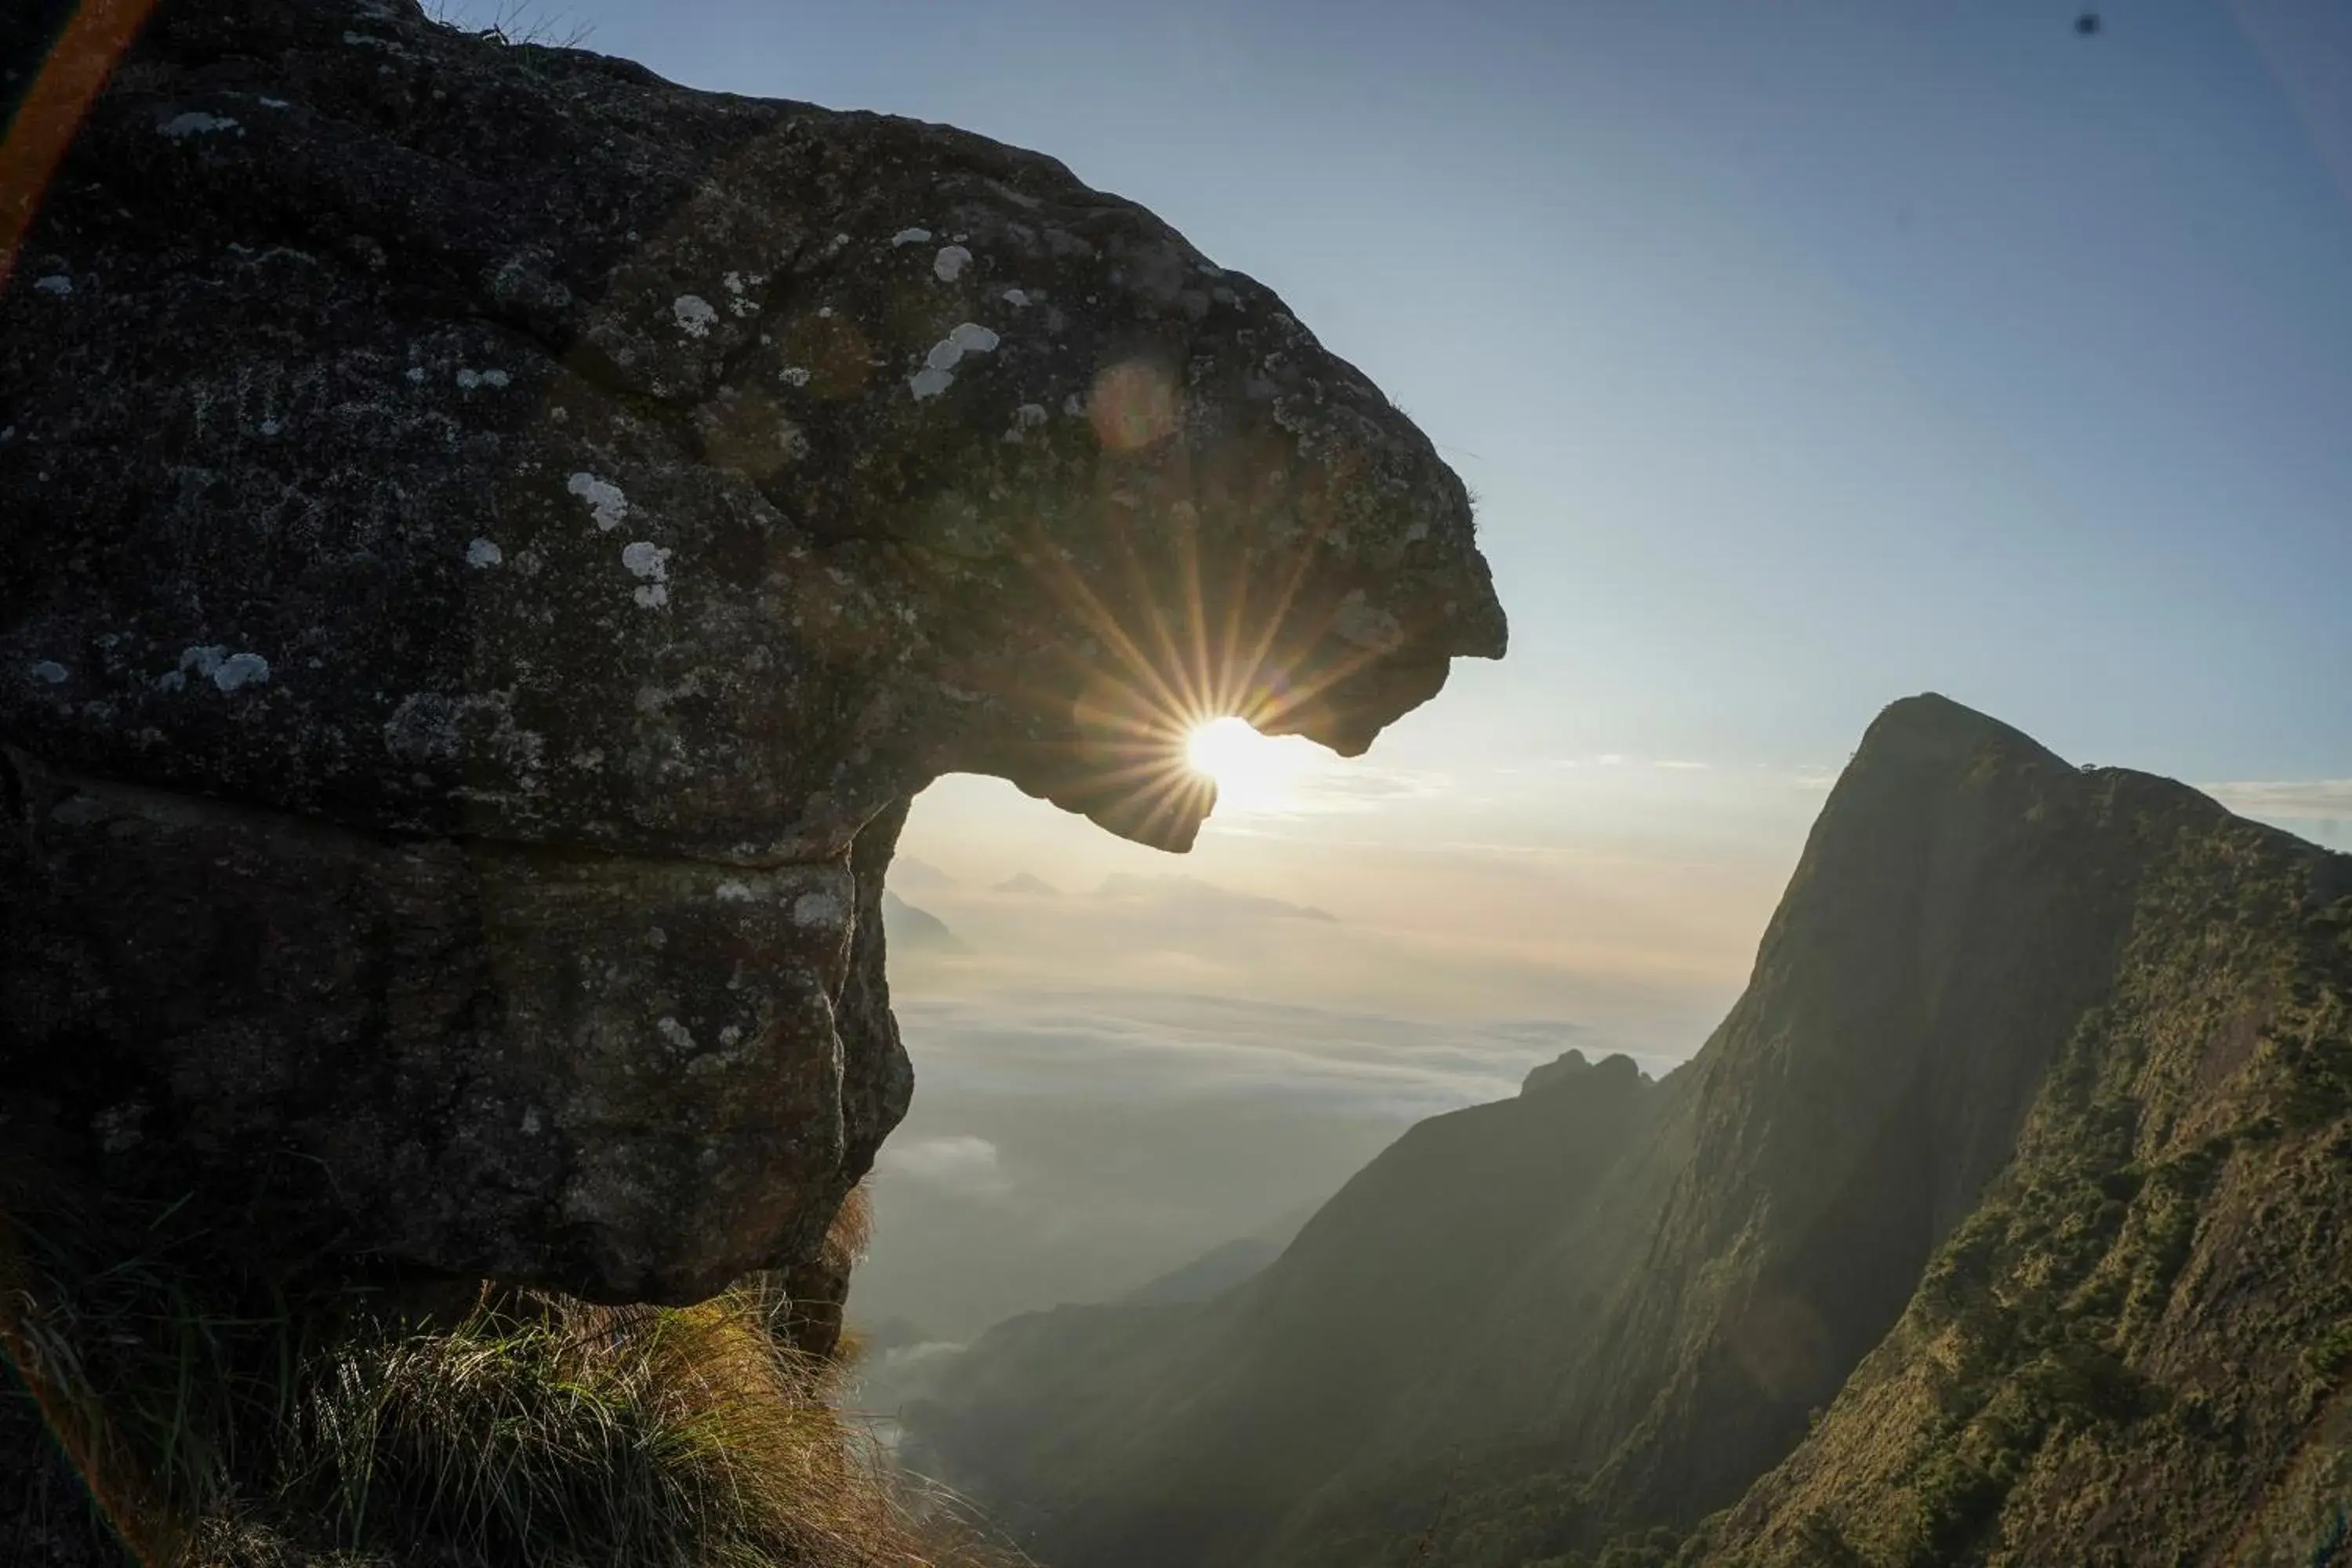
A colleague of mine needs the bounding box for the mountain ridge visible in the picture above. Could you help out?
[901,694,2352,1567]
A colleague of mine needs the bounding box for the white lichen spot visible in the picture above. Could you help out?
[890,227,933,247]
[717,1024,743,1047]
[657,1016,696,1051]
[912,320,1001,398]
[622,539,671,609]
[158,111,241,139]
[722,270,767,317]
[520,1107,543,1134]
[256,96,292,109]
[1063,392,1087,416]
[946,321,999,357]
[1001,286,1030,307]
[404,365,426,383]
[792,891,845,928]
[714,880,754,902]
[565,471,629,531]
[155,670,185,694]
[212,652,270,691]
[621,540,670,581]
[32,274,72,297]
[779,365,811,387]
[933,244,973,282]
[455,367,511,390]
[672,293,718,339]
[28,660,68,684]
[466,538,503,568]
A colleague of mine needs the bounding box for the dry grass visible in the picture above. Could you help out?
[260,1283,992,1567]
[2,1177,1018,1568]
[827,1186,874,1275]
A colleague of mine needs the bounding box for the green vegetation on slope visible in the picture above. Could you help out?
[1697,787,2352,1567]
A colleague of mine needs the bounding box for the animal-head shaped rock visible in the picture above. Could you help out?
[0,0,1503,1301]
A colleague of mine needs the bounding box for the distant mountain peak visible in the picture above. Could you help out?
[1520,1047,1642,1097]
[880,891,967,954]
[1094,872,1338,923]
[1849,691,2072,771]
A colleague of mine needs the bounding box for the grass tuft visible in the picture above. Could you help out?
[2,1174,1017,1568]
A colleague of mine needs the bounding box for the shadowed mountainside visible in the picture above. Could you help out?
[902,693,2352,1567]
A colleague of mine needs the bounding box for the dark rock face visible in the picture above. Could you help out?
[0,0,1502,1301]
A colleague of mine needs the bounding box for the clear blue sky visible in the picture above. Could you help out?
[452,0,2352,785]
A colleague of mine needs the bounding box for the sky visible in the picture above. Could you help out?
[434,0,2352,1335]
[443,0,2352,783]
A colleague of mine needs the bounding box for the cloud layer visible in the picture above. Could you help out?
[2202,779,2352,824]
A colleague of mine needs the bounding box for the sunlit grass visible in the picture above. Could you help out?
[2,1174,1015,1568]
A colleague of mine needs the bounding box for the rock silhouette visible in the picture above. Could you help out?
[0,0,1502,1304]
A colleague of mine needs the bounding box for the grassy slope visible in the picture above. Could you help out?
[1696,770,2352,1566]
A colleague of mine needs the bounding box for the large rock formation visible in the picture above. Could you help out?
[902,695,2352,1567]
[0,0,1503,1303]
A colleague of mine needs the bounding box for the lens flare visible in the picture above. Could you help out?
[0,0,159,292]
[1185,716,1316,815]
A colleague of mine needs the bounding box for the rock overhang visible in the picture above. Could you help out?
[0,0,1505,1301]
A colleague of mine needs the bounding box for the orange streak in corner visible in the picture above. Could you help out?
[0,1207,181,1566]
[0,0,159,292]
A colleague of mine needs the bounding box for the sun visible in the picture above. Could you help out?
[1185,716,1312,815]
